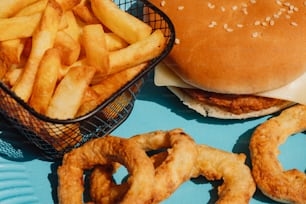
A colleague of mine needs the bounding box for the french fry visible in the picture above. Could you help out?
[0,13,42,41]
[46,65,96,119]
[0,0,40,18]
[56,0,81,11]
[54,31,81,66]
[29,48,60,114]
[91,0,152,44]
[76,86,100,115]
[72,0,100,24]
[0,60,8,80]
[12,0,63,102]
[62,11,83,42]
[105,32,129,51]
[58,58,86,80]
[0,39,26,64]
[2,65,23,87]
[81,24,109,76]
[14,0,48,17]
[109,29,166,75]
[77,63,147,116]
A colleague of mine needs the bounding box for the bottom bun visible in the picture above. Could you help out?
[168,87,294,119]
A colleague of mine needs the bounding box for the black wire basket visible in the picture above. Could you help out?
[0,0,175,160]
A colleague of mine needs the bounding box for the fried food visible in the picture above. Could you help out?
[81,24,109,77]
[29,48,60,114]
[0,0,40,18]
[250,104,306,203]
[91,0,152,44]
[0,39,26,65]
[0,13,42,41]
[130,128,198,203]
[57,129,256,203]
[12,0,62,102]
[54,30,81,66]
[14,0,48,17]
[76,63,147,117]
[109,29,166,75]
[90,128,198,203]
[57,135,155,204]
[191,144,256,204]
[0,0,169,158]
[46,65,96,119]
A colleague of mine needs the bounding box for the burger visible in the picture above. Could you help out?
[150,0,306,119]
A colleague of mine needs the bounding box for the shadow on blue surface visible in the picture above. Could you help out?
[0,114,45,161]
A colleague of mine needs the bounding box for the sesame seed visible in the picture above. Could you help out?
[220,6,226,12]
[261,22,268,26]
[265,16,271,21]
[208,21,217,28]
[208,2,215,9]
[287,9,294,14]
[276,0,282,6]
[252,32,260,38]
[291,21,298,26]
[254,20,261,26]
[232,5,238,11]
[160,0,166,7]
[270,20,275,26]
[242,7,248,15]
[177,5,184,10]
[236,24,244,28]
[250,0,256,4]
[175,38,180,44]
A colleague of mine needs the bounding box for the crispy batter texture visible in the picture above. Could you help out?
[57,136,155,204]
[182,88,291,115]
[130,128,198,203]
[191,144,256,204]
[90,129,198,203]
[250,105,306,203]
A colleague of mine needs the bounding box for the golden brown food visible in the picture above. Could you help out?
[181,88,292,115]
[191,144,256,204]
[57,135,155,204]
[12,0,62,102]
[150,0,306,119]
[90,128,198,203]
[250,104,306,203]
[1,0,167,120]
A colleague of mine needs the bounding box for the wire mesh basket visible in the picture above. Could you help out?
[0,0,175,160]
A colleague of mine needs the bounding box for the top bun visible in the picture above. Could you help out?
[151,0,306,94]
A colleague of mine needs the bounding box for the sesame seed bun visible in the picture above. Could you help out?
[152,0,306,94]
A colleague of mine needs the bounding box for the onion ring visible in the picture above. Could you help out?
[249,104,306,203]
[191,144,256,204]
[90,128,198,203]
[57,135,155,204]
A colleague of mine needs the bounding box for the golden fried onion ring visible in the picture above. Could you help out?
[250,104,306,203]
[191,144,256,204]
[90,128,198,203]
[57,135,155,204]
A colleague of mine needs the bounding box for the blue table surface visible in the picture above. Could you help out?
[0,72,305,204]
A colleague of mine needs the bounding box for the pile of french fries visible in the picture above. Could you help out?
[0,0,166,120]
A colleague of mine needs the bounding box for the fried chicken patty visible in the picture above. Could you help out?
[181,88,290,115]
